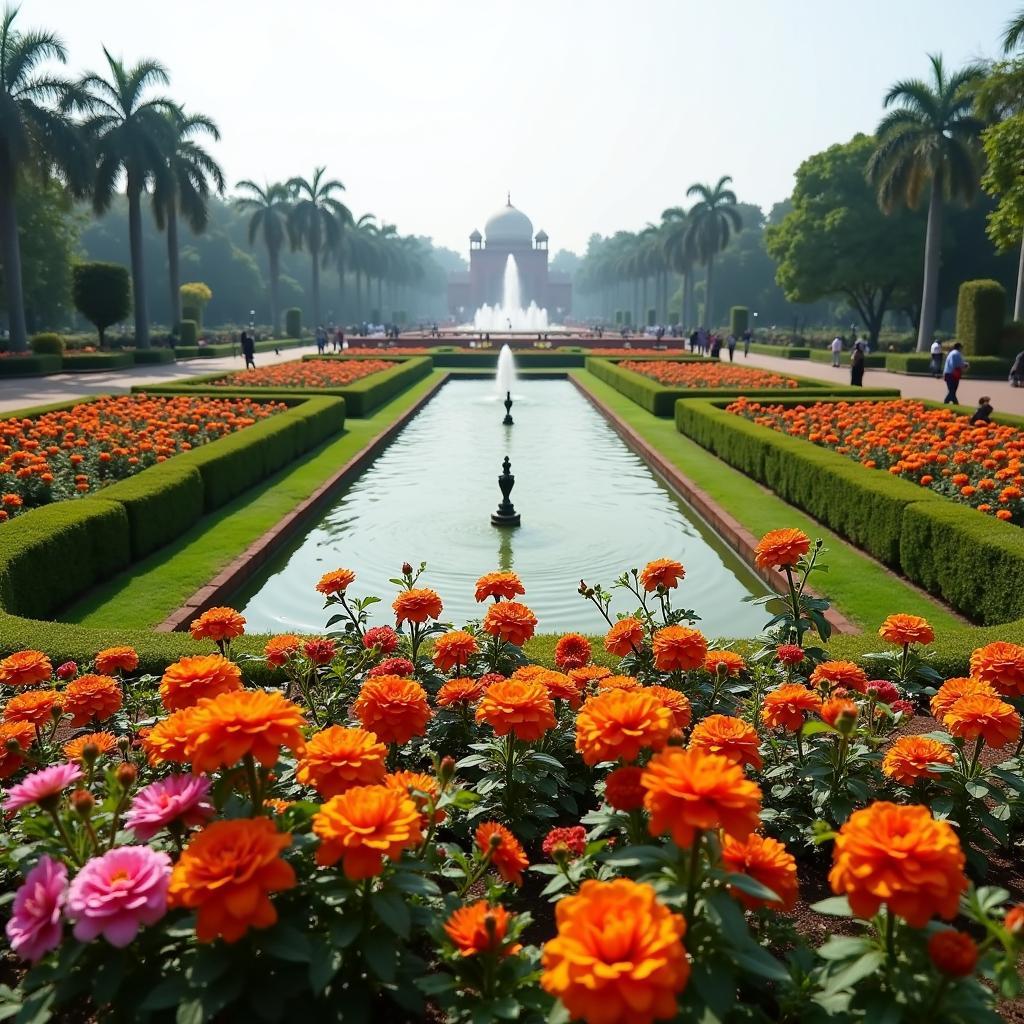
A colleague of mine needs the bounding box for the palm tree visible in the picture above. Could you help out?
[867,54,986,351]
[287,167,351,327]
[1004,9,1024,53]
[152,106,224,335]
[684,176,742,326]
[75,50,175,348]
[662,206,695,328]
[0,8,84,351]
[348,213,377,322]
[234,180,291,337]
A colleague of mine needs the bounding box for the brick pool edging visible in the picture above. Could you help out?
[156,374,451,632]
[570,375,857,636]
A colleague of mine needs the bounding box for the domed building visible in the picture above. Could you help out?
[447,196,572,321]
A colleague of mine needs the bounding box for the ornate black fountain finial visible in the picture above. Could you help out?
[502,390,513,426]
[491,455,521,527]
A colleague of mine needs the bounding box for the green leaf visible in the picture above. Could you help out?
[259,922,312,962]
[601,845,672,868]
[175,1000,205,1024]
[416,974,458,996]
[723,872,782,903]
[809,896,853,917]
[372,888,411,939]
[362,929,397,983]
[139,977,188,1012]
[729,945,790,983]
[308,944,342,995]
[328,916,362,948]
[817,936,874,961]
[828,950,885,989]
[390,872,441,898]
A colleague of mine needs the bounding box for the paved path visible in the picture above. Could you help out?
[0,342,322,413]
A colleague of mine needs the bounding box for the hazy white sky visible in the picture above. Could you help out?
[38,0,1017,255]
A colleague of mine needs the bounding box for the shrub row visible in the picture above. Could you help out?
[131,348,177,365]
[884,352,1012,378]
[674,396,1024,625]
[807,349,887,368]
[60,351,134,372]
[0,354,61,376]
[747,343,811,359]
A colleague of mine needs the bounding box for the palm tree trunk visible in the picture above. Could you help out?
[0,184,28,353]
[166,203,181,336]
[704,257,715,328]
[311,243,321,327]
[268,245,281,337]
[376,277,383,320]
[641,276,648,326]
[127,177,150,349]
[337,257,345,323]
[1015,229,1024,322]
[916,179,944,352]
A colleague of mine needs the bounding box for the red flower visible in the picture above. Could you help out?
[542,826,587,861]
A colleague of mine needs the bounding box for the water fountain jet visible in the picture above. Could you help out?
[471,255,550,332]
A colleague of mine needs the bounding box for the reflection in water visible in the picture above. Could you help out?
[233,380,771,636]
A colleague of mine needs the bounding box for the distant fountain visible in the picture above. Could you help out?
[496,344,516,396]
[471,255,550,332]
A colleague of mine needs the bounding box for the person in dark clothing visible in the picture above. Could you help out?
[689,329,699,353]
[969,396,993,425]
[241,331,255,370]
[1010,351,1024,388]
[850,342,865,386]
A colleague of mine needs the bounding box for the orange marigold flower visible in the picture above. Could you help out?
[189,606,246,643]
[569,664,612,688]
[882,735,955,785]
[639,558,685,592]
[930,677,996,721]
[160,654,242,712]
[296,726,387,797]
[928,930,978,977]
[393,588,443,624]
[312,783,422,878]
[969,641,1024,697]
[432,630,479,672]
[169,818,296,943]
[3,689,61,727]
[828,801,966,927]
[879,614,935,647]
[575,689,673,766]
[1004,905,1024,936]
[810,661,868,694]
[315,568,356,596]
[942,694,1021,749]
[63,731,117,762]
[704,650,746,677]
[761,684,822,732]
[0,650,52,688]
[436,677,485,708]
[445,901,520,957]
[264,634,301,668]
[604,617,645,658]
[383,770,444,827]
[689,714,762,770]
[519,667,582,707]
[754,528,810,569]
[475,679,555,742]
[481,601,538,647]
[353,675,432,745]
[820,697,859,729]
[61,674,122,727]
[0,721,35,777]
[184,690,307,772]
[604,764,646,811]
[652,625,708,673]
[554,633,591,670]
[597,673,642,691]
[541,878,689,1024]
[721,833,799,911]
[141,707,199,765]
[94,646,139,675]
[475,821,529,886]
[474,571,525,603]
[646,685,692,731]
[642,748,762,847]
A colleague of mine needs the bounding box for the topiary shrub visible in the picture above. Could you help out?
[72,262,132,347]
[179,320,198,345]
[1000,319,1024,358]
[179,282,212,329]
[730,306,749,337]
[30,333,64,356]
[285,307,302,338]
[956,279,1006,356]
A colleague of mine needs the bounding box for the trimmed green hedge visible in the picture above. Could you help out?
[885,352,1011,378]
[61,351,134,372]
[429,351,589,368]
[132,348,177,365]
[808,349,887,368]
[0,354,61,376]
[748,343,811,359]
[957,280,1006,356]
[674,396,1024,624]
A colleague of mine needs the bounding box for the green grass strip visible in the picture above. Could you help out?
[571,370,962,634]
[63,372,446,630]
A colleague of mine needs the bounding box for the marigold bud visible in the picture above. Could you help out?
[117,735,131,755]
[438,755,456,787]
[115,762,137,789]
[401,562,413,577]
[56,661,78,680]
[1005,905,1024,937]
[5,736,23,755]
[80,742,100,766]
[928,929,978,977]
[71,788,94,818]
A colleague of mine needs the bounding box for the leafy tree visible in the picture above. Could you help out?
[72,261,130,345]
[766,134,925,345]
[152,107,224,334]
[233,180,291,336]
[75,50,176,348]
[0,7,85,350]
[286,167,350,328]
[684,176,742,326]
[867,54,986,350]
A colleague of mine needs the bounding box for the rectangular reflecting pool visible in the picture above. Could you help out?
[232,379,771,636]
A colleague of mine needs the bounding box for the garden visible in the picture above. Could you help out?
[619,361,800,391]
[210,359,399,390]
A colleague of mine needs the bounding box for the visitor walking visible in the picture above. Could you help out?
[831,335,843,368]
[727,334,736,362]
[241,331,256,370]
[1010,351,1024,388]
[742,328,752,358]
[942,342,968,404]
[850,342,865,387]
[316,326,326,355]
[969,395,993,425]
[689,329,699,353]
[929,338,943,377]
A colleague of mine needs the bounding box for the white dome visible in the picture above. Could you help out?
[485,201,533,244]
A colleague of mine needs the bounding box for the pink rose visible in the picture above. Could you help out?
[6,856,67,962]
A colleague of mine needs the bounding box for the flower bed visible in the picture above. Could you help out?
[212,358,397,389]
[621,360,799,389]
[0,395,284,522]
[335,346,431,355]
[1,538,1021,1022]
[729,398,1024,525]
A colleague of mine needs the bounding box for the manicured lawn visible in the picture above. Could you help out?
[63,372,446,630]
[571,370,964,634]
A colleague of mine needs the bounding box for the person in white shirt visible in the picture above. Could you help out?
[831,335,843,367]
[929,339,943,377]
